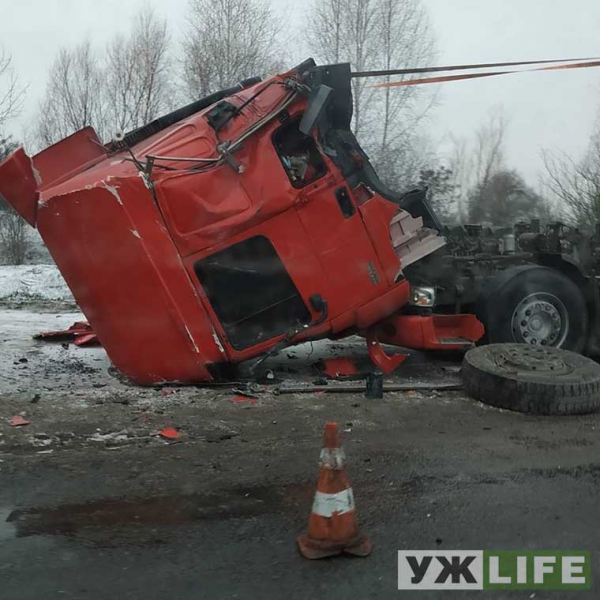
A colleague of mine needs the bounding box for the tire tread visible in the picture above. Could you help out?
[462,344,600,416]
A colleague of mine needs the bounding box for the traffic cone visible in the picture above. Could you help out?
[297,422,373,559]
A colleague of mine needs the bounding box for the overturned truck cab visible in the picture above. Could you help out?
[0,60,482,384]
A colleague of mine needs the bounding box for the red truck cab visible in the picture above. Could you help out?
[0,60,482,384]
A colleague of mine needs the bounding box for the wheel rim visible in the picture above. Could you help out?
[511,292,568,347]
[492,344,574,376]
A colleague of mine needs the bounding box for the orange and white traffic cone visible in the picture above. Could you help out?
[297,422,373,559]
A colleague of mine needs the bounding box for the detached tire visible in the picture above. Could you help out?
[478,266,588,354]
[462,344,600,415]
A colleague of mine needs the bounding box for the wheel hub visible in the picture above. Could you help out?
[511,293,568,347]
[493,344,573,376]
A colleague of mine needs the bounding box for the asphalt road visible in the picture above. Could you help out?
[1,308,600,599]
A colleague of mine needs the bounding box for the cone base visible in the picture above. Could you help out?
[297,533,373,560]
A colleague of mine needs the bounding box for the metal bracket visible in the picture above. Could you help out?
[217,141,244,174]
[366,329,408,375]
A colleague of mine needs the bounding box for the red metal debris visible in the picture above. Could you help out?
[35,321,100,347]
[158,427,180,440]
[73,333,100,347]
[319,357,359,379]
[10,416,31,427]
[372,314,484,351]
[366,329,409,375]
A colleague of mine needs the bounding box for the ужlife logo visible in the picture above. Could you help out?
[398,551,591,591]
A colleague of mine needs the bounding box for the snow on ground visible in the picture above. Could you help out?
[0,265,74,305]
[0,309,113,396]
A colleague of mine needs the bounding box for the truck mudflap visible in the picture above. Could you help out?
[369,314,485,351]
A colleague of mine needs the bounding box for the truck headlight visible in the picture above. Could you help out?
[410,286,436,307]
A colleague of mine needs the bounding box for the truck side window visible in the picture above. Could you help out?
[273,117,327,188]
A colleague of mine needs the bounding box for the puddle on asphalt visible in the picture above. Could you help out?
[3,483,315,546]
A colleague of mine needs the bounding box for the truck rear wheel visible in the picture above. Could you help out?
[479,266,588,354]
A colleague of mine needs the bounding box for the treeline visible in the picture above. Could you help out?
[28,0,439,191]
[34,1,286,147]
[423,110,552,227]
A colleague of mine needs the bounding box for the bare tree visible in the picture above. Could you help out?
[0,48,25,131]
[306,0,378,138]
[447,136,473,224]
[0,136,31,265]
[469,169,547,226]
[445,109,549,225]
[473,109,506,190]
[182,0,283,98]
[105,6,173,132]
[0,209,29,265]
[34,8,175,149]
[35,41,107,147]
[305,0,346,64]
[345,0,378,139]
[0,135,18,210]
[543,125,600,230]
[0,135,17,162]
[443,109,507,224]
[418,165,459,224]
[373,1,436,149]
[305,0,436,187]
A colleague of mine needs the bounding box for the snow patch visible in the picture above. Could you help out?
[0,265,74,305]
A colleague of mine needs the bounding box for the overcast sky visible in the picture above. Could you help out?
[2,0,600,187]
